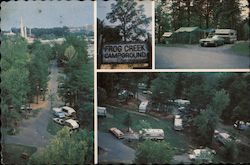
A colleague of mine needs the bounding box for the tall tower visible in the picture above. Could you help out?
[24,26,27,38]
[20,17,26,38]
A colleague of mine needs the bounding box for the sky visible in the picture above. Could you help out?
[97,0,153,32]
[0,1,94,31]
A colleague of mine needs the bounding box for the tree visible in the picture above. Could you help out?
[155,0,171,43]
[135,140,174,164]
[151,73,178,104]
[208,89,230,117]
[106,0,151,42]
[193,108,219,145]
[224,141,239,161]
[29,127,93,164]
[1,36,31,126]
[123,113,132,132]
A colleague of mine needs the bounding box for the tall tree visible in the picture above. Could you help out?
[106,0,151,42]
[29,127,93,164]
[1,36,31,126]
[135,140,174,164]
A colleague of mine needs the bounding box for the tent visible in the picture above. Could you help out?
[174,27,203,44]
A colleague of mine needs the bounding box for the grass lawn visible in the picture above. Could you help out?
[231,41,249,56]
[99,107,189,151]
[47,119,63,135]
[2,143,37,164]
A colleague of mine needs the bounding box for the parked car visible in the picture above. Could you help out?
[109,127,124,139]
[199,35,225,47]
[53,118,65,125]
[142,90,152,95]
[20,105,32,111]
[65,119,79,130]
[234,120,250,130]
[52,106,76,117]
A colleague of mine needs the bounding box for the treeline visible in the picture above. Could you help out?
[98,72,250,123]
[156,0,249,42]
[1,35,52,127]
[11,26,70,39]
[11,26,93,40]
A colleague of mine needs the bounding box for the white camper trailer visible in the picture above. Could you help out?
[139,101,149,113]
[214,29,237,44]
[174,99,190,107]
[139,129,165,140]
[97,106,107,117]
[174,115,183,131]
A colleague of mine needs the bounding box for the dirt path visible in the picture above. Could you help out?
[5,60,60,149]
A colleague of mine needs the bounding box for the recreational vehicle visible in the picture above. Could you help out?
[174,115,183,131]
[139,129,165,140]
[139,101,149,113]
[97,106,107,117]
[214,29,237,44]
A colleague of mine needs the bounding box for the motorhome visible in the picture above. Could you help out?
[139,101,149,113]
[214,29,237,44]
[139,129,165,140]
[97,106,107,117]
[174,115,183,131]
[109,127,124,139]
[174,99,190,107]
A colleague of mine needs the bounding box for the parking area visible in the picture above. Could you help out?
[156,43,250,69]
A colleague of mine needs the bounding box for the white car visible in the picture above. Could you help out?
[142,90,152,95]
[53,118,65,125]
[65,119,79,130]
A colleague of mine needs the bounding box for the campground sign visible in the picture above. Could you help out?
[102,43,149,64]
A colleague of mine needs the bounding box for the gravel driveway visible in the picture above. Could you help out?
[156,44,250,69]
[5,60,59,149]
[98,132,135,164]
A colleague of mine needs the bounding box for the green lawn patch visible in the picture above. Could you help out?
[2,143,37,165]
[231,42,249,56]
[99,107,188,150]
[47,119,63,135]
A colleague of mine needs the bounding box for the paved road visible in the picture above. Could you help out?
[156,44,250,69]
[5,60,59,148]
[98,132,135,164]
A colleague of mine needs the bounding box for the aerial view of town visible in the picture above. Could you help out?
[155,0,249,69]
[1,1,94,164]
[98,72,250,164]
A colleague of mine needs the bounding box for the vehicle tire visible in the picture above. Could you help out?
[214,43,218,47]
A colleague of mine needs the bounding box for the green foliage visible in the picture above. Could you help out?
[209,89,230,116]
[193,109,219,145]
[106,0,151,42]
[135,120,152,131]
[0,36,31,126]
[231,41,250,56]
[135,140,174,164]
[123,113,132,131]
[29,127,93,164]
[151,73,178,103]
[194,149,214,164]
[224,141,239,161]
